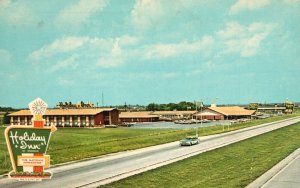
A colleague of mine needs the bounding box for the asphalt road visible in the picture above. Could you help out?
[1,117,300,188]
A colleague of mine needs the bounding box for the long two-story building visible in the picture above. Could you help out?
[8,108,119,127]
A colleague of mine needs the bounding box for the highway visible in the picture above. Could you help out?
[1,117,300,188]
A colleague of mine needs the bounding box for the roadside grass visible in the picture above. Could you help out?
[103,122,300,188]
[0,112,299,175]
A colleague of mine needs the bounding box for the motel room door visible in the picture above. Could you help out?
[103,111,110,125]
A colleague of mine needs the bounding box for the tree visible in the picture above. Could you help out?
[145,101,199,111]
[249,103,258,110]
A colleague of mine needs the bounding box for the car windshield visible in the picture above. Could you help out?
[185,137,197,140]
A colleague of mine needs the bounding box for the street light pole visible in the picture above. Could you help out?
[200,100,203,128]
[199,100,203,138]
[195,101,198,137]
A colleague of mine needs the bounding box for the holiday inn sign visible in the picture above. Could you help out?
[5,98,56,181]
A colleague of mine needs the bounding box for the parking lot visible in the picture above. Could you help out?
[129,120,232,129]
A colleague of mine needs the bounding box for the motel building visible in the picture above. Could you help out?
[119,111,159,123]
[194,106,256,120]
[8,108,119,127]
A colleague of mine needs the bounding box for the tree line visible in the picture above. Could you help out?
[146,101,204,111]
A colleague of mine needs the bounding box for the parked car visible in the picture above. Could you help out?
[179,136,200,146]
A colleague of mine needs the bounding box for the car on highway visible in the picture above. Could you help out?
[179,136,200,146]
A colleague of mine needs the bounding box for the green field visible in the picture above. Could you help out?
[0,114,4,125]
[103,122,300,188]
[0,112,299,175]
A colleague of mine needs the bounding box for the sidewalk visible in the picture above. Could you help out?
[247,148,300,188]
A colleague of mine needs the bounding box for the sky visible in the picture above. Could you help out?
[0,0,299,108]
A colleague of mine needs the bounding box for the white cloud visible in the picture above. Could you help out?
[130,0,204,31]
[57,77,74,86]
[0,0,11,8]
[50,54,79,72]
[29,37,89,60]
[217,22,276,57]
[97,39,124,67]
[56,0,108,26]
[229,0,270,15]
[131,0,164,31]
[162,72,178,79]
[0,49,11,64]
[136,22,270,60]
[29,35,139,70]
[283,0,300,3]
[29,21,275,72]
[216,22,244,39]
[143,35,214,59]
[30,35,139,61]
[96,36,139,67]
[0,1,37,25]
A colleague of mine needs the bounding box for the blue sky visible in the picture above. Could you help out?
[0,0,299,108]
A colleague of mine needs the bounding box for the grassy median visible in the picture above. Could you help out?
[103,122,300,188]
[0,112,299,175]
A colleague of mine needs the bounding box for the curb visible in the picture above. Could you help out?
[246,147,300,188]
[0,174,7,179]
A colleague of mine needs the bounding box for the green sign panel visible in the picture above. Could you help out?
[5,127,52,172]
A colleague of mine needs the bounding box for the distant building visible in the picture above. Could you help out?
[151,111,197,120]
[194,106,256,120]
[256,107,286,114]
[119,111,159,123]
[250,101,294,114]
[119,110,197,123]
[8,108,119,127]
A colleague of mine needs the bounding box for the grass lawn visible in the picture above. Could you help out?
[103,122,300,188]
[0,112,299,175]
[0,114,4,124]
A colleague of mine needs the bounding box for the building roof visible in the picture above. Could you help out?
[8,108,116,116]
[207,106,256,116]
[119,111,158,118]
[195,110,222,116]
[257,107,286,110]
[151,111,197,115]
